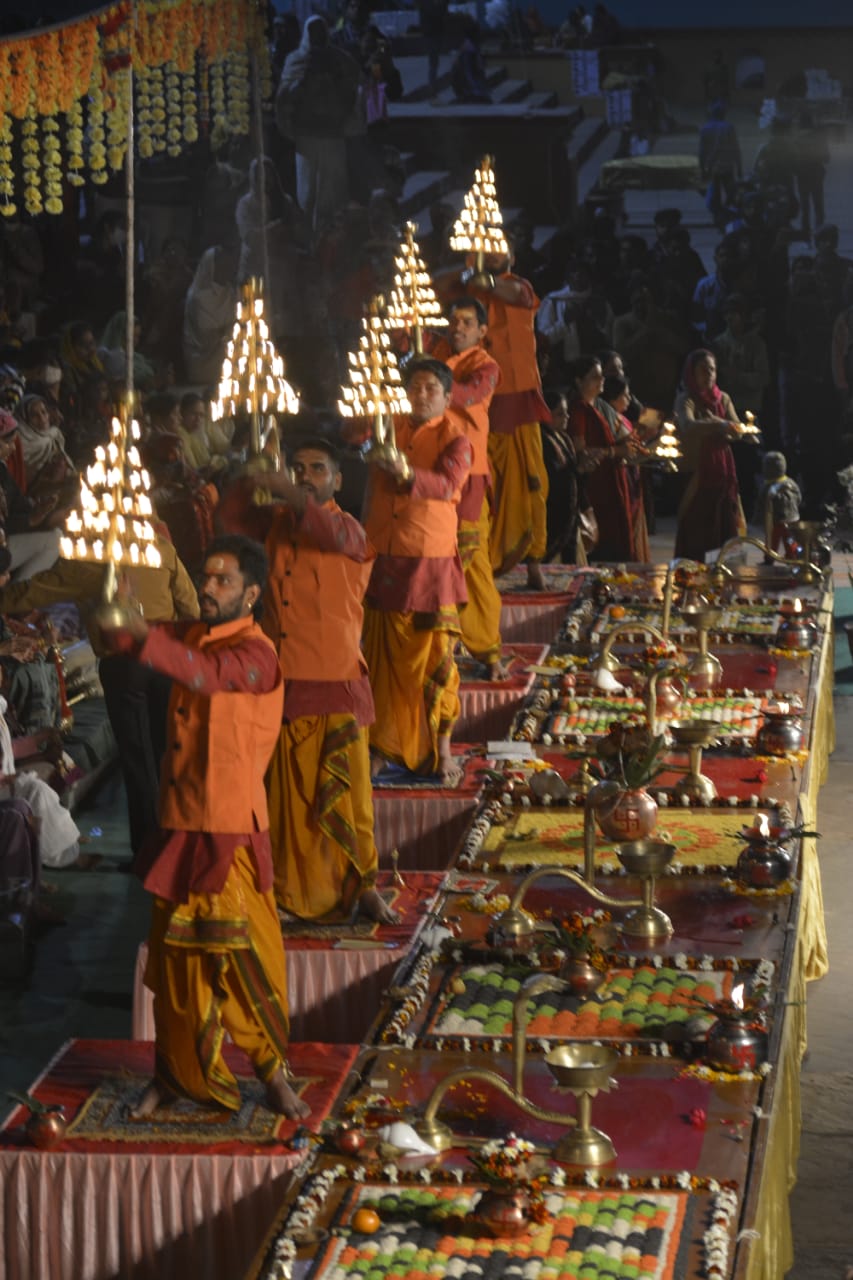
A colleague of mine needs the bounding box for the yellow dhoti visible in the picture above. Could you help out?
[488,422,549,575]
[458,493,502,664]
[362,605,460,774]
[144,844,291,1110]
[267,715,377,920]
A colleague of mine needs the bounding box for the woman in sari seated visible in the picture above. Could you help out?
[14,393,78,506]
[673,348,746,562]
[565,355,648,563]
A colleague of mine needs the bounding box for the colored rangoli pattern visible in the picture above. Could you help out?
[430,964,728,1040]
[312,1185,689,1280]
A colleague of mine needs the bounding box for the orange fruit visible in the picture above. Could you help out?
[610,605,626,619]
[352,1207,381,1234]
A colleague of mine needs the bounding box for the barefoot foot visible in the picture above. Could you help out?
[130,1080,174,1118]
[487,658,512,682]
[438,747,466,783]
[359,886,401,925]
[526,561,545,592]
[265,1067,311,1120]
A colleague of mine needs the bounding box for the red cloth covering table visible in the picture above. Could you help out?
[0,1037,358,1280]
[132,871,446,1043]
[496,564,584,645]
[372,746,489,871]
[456,643,548,742]
[342,1047,758,1179]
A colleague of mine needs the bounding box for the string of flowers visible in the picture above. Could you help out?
[0,0,267,217]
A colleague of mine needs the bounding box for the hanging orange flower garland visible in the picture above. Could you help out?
[0,0,267,215]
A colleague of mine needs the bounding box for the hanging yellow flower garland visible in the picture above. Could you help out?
[0,0,269,217]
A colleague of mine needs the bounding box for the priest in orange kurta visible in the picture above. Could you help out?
[250,439,398,925]
[432,296,505,678]
[359,357,473,784]
[438,252,550,589]
[99,535,308,1122]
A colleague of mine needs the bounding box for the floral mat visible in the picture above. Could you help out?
[422,962,730,1042]
[486,809,760,871]
[308,1184,693,1280]
[64,1071,317,1145]
[456,644,546,686]
[496,565,585,596]
[1,1040,359,1155]
[371,750,483,792]
[278,871,442,948]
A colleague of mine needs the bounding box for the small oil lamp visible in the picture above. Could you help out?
[755,700,804,756]
[647,420,681,472]
[774,598,818,650]
[735,812,792,888]
[704,982,768,1073]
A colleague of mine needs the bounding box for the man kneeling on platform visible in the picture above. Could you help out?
[98,535,309,1121]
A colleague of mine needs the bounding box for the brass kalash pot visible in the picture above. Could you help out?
[755,702,804,756]
[704,983,768,1073]
[774,602,818,651]
[735,815,793,889]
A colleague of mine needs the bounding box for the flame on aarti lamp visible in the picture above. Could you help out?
[384,222,447,342]
[752,813,772,838]
[338,306,411,421]
[449,154,509,258]
[211,279,299,425]
[653,421,681,462]
[60,416,160,569]
[731,983,745,1011]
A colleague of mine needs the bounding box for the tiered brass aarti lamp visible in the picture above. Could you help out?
[338,296,411,471]
[384,221,447,354]
[210,276,299,464]
[449,154,509,284]
[60,405,160,626]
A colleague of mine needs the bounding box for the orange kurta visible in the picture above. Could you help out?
[441,344,503,664]
[363,413,471,773]
[262,499,379,919]
[476,277,550,573]
[137,617,290,1109]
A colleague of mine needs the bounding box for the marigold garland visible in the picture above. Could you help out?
[0,0,265,214]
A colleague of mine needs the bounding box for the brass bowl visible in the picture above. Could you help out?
[668,719,719,748]
[545,1042,618,1092]
[615,839,677,877]
[679,607,722,632]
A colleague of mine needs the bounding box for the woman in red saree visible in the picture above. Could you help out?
[673,349,746,561]
[565,355,647,562]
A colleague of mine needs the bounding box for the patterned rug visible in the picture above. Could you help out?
[65,1070,316,1145]
[496,565,583,595]
[371,758,470,790]
[308,1184,693,1280]
[489,808,765,870]
[278,871,441,947]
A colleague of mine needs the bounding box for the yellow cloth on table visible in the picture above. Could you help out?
[144,844,291,1111]
[267,715,377,919]
[363,606,460,774]
[743,916,805,1280]
[487,422,549,575]
[459,492,503,665]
